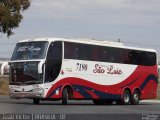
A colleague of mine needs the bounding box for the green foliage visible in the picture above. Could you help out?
[0,0,30,37]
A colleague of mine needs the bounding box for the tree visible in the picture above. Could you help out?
[0,0,30,37]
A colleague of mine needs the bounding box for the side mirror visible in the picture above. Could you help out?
[0,62,9,75]
[38,60,45,74]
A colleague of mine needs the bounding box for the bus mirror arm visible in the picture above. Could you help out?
[38,60,45,74]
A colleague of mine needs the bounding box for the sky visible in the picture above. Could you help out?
[0,0,160,58]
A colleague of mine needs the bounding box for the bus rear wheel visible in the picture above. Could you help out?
[33,98,40,105]
[62,88,69,105]
[131,90,140,105]
[117,90,131,105]
[122,90,131,105]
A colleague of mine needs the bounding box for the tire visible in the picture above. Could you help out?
[122,90,131,105]
[131,90,140,105]
[93,100,105,105]
[33,98,40,105]
[62,88,68,105]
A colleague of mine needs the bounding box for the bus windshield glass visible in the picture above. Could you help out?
[10,62,43,85]
[11,41,49,60]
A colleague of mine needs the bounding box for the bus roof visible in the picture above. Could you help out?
[18,38,157,53]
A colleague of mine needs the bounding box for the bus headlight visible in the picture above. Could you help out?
[9,88,15,92]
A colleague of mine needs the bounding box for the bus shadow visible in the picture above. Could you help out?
[0,100,157,106]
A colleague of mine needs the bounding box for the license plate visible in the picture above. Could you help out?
[18,93,28,97]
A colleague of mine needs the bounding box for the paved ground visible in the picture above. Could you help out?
[0,95,160,120]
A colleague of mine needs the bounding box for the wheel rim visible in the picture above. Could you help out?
[124,94,130,103]
[133,93,139,102]
[67,92,69,99]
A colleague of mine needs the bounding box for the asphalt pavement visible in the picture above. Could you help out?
[0,95,160,120]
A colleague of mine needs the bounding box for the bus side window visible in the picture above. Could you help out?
[64,43,74,59]
[92,46,98,61]
[131,51,137,65]
[100,47,107,62]
[126,52,132,64]
[141,52,156,66]
[79,44,92,60]
[45,42,62,82]
[107,47,118,63]
[131,51,141,65]
[47,42,62,60]
[120,50,132,64]
[74,46,79,59]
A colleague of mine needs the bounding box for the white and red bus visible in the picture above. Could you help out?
[9,38,158,105]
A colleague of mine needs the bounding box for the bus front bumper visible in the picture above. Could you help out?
[9,92,44,99]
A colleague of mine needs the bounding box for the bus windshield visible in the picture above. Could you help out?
[11,41,49,60]
[10,62,43,85]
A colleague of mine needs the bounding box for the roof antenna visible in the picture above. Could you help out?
[118,38,121,43]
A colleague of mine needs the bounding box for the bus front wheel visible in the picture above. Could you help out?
[33,98,40,105]
[62,88,69,105]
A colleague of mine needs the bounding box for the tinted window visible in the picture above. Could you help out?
[47,42,62,60]
[144,52,156,66]
[119,49,132,64]
[64,42,156,66]
[12,42,49,60]
[92,46,107,62]
[45,62,61,82]
[92,46,121,63]
[131,51,156,66]
[45,41,62,82]
[10,62,42,85]
[64,42,92,60]
[107,47,120,63]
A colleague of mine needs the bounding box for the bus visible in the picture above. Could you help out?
[9,38,158,105]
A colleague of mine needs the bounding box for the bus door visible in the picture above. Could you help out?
[45,41,62,83]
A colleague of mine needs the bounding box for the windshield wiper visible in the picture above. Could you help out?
[24,81,42,84]
[10,82,23,85]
